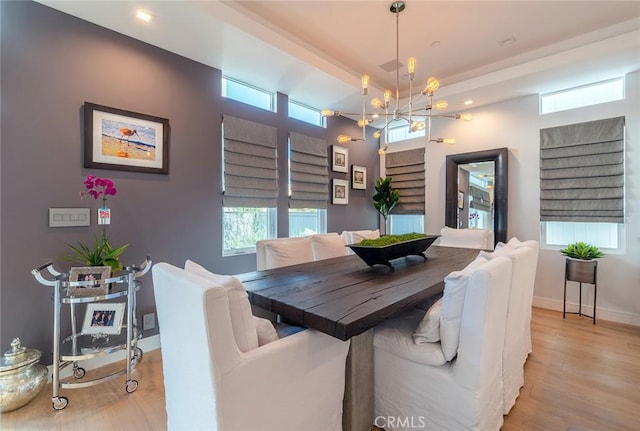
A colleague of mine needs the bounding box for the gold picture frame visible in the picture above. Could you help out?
[68,266,111,297]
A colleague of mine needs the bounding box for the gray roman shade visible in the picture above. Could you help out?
[469,185,491,213]
[223,115,278,207]
[385,147,426,214]
[540,116,624,223]
[289,132,329,209]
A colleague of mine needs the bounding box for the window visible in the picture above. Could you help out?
[541,221,622,250]
[385,124,426,144]
[288,100,325,127]
[223,208,277,255]
[389,214,424,235]
[222,76,275,112]
[539,116,625,252]
[222,115,279,255]
[540,77,624,114]
[289,208,327,237]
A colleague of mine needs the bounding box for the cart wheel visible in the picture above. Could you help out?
[132,347,143,365]
[125,379,138,393]
[52,396,68,410]
[73,367,86,379]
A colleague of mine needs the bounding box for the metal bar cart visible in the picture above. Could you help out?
[32,256,151,410]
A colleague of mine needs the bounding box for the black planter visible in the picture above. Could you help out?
[347,235,440,270]
[563,257,598,324]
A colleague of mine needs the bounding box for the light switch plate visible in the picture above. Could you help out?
[49,208,91,227]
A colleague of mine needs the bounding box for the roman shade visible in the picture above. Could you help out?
[540,116,624,223]
[469,185,491,213]
[289,132,329,209]
[385,147,425,214]
[223,115,278,207]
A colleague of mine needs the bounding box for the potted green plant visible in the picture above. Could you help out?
[560,241,604,260]
[373,177,399,235]
[560,241,602,284]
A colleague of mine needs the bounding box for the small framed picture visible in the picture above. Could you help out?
[351,165,367,189]
[332,179,349,205]
[332,145,349,173]
[82,303,126,335]
[68,266,111,297]
[458,191,465,209]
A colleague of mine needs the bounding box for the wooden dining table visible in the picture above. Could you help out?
[236,245,480,431]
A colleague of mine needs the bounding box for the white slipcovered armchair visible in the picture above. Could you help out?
[481,238,539,413]
[152,262,350,431]
[373,256,513,430]
[437,226,494,250]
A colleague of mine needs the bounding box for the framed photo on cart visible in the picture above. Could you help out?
[351,165,367,189]
[82,303,126,335]
[332,145,349,173]
[68,266,111,297]
[332,179,349,205]
[84,102,170,174]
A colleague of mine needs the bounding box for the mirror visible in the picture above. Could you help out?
[445,148,508,245]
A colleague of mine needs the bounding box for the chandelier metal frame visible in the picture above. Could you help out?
[322,1,471,146]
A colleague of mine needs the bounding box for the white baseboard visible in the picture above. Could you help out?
[533,296,640,327]
[46,334,161,383]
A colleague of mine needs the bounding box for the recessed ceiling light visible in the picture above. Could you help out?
[464,99,474,105]
[499,36,516,46]
[136,10,153,22]
[430,41,441,48]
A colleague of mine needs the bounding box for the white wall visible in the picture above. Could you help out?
[387,70,640,325]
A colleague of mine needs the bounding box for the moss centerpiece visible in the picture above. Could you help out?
[348,233,441,270]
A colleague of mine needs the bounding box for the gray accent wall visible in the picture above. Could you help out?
[0,1,379,360]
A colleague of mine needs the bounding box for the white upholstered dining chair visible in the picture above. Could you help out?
[256,236,315,270]
[437,226,494,250]
[373,256,513,430]
[481,238,539,413]
[152,262,350,431]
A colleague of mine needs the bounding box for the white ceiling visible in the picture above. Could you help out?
[37,1,640,117]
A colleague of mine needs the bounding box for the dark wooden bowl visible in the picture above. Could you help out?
[347,235,441,270]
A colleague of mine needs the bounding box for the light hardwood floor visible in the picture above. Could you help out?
[2,307,639,430]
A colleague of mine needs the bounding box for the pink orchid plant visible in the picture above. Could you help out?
[80,175,117,207]
[66,175,128,272]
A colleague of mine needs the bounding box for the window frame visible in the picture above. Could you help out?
[288,100,326,128]
[221,76,276,112]
[222,207,277,256]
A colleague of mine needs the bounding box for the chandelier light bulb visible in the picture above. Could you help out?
[373,130,382,139]
[371,97,385,109]
[384,90,392,104]
[443,138,456,145]
[458,113,473,121]
[358,119,371,128]
[321,109,336,117]
[337,135,352,144]
[423,76,440,95]
[361,75,370,94]
[407,57,416,77]
[434,100,448,110]
[410,121,425,132]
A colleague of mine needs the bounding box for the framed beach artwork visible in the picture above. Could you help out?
[84,102,170,174]
[82,303,126,335]
[332,145,349,173]
[332,179,349,205]
[351,165,367,190]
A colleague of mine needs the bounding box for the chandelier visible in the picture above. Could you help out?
[322,1,472,150]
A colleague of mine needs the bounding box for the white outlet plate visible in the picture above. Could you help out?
[143,313,155,330]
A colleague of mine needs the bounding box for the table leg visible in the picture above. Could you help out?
[343,328,374,431]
